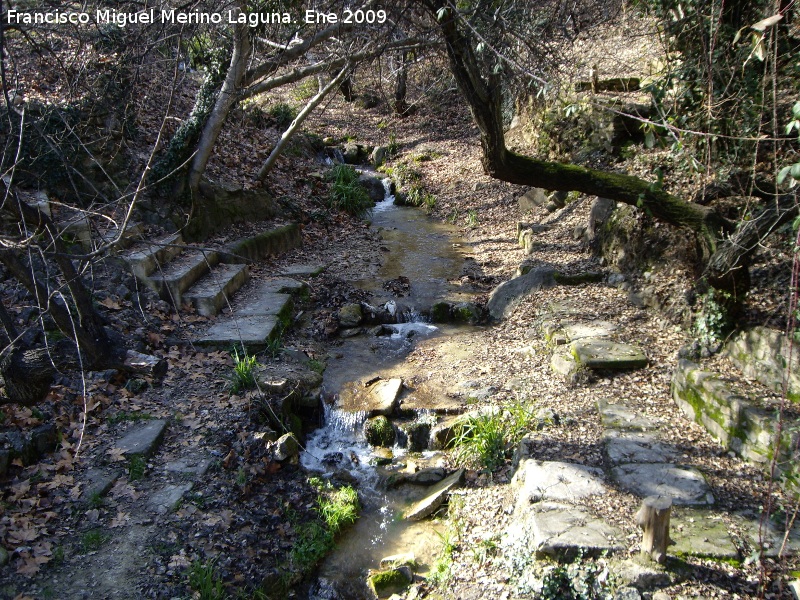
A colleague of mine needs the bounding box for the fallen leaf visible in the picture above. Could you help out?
[107,447,127,462]
[98,297,122,310]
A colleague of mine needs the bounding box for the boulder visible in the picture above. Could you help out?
[367,566,413,598]
[273,433,300,461]
[338,378,403,416]
[338,303,363,328]
[519,188,548,213]
[487,266,557,320]
[397,421,431,452]
[371,146,388,167]
[359,174,386,202]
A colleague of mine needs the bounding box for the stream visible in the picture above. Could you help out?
[300,181,475,599]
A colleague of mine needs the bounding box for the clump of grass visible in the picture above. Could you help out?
[448,398,536,471]
[231,346,259,393]
[328,164,373,218]
[188,559,226,600]
[128,454,147,481]
[107,410,153,425]
[466,209,479,228]
[81,529,110,553]
[428,529,457,586]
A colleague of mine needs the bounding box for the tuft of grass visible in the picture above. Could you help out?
[428,529,457,586]
[128,454,147,481]
[308,358,325,374]
[188,559,226,600]
[108,410,153,425]
[231,346,259,393]
[328,164,373,218]
[466,209,479,228]
[448,398,536,471]
[88,491,104,509]
[81,529,110,553]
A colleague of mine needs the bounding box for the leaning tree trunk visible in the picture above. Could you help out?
[426,0,741,267]
[394,49,410,115]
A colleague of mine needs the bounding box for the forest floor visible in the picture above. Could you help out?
[1,21,799,600]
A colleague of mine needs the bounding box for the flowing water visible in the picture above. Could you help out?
[300,181,475,598]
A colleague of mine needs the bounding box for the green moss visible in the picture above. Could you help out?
[364,416,396,447]
[430,302,452,323]
[367,568,412,598]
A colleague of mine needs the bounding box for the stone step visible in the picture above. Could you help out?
[124,233,184,280]
[183,263,250,317]
[99,222,145,251]
[149,249,220,306]
[195,279,297,346]
[116,419,168,458]
[611,463,714,506]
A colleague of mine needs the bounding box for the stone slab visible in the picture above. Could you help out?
[116,420,168,458]
[198,314,280,346]
[734,512,800,557]
[82,468,121,501]
[505,501,623,559]
[611,463,714,506]
[404,469,464,521]
[260,278,306,294]
[148,483,193,515]
[671,508,738,559]
[563,321,617,341]
[164,454,213,477]
[571,339,647,370]
[280,264,326,277]
[487,266,556,320]
[597,399,658,431]
[150,250,219,304]
[238,292,292,317]
[125,233,184,279]
[603,430,679,465]
[512,459,607,503]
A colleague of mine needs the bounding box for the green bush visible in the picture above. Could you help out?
[327,164,373,218]
[268,102,298,129]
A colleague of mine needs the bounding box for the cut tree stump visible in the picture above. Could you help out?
[635,495,672,564]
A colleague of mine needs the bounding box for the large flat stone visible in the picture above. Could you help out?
[597,398,659,431]
[611,463,714,506]
[404,469,464,521]
[338,378,403,416]
[197,314,280,347]
[116,420,168,458]
[487,266,556,320]
[734,512,800,557]
[603,430,679,465]
[504,501,624,559]
[563,321,617,341]
[148,483,193,515]
[671,508,738,559]
[238,292,292,317]
[512,459,607,503]
[571,339,647,370]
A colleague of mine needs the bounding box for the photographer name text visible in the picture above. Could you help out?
[6,8,387,27]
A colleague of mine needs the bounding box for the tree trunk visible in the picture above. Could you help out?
[187,5,252,193]
[257,65,352,181]
[394,50,409,115]
[635,495,672,564]
[0,341,79,406]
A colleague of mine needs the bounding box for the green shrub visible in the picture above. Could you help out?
[188,559,226,600]
[328,164,373,218]
[268,102,298,129]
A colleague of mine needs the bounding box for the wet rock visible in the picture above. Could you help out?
[404,469,464,521]
[342,142,366,164]
[323,452,344,466]
[339,378,403,416]
[397,421,431,452]
[272,433,300,461]
[371,448,393,466]
[379,553,416,569]
[364,416,396,448]
[451,302,483,325]
[367,566,413,598]
[429,301,452,323]
[338,303,363,328]
[405,467,447,485]
[359,174,386,202]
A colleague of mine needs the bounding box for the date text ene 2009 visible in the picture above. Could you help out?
[305,9,387,24]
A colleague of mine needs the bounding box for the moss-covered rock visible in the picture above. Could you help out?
[366,566,413,598]
[430,301,452,323]
[452,302,483,324]
[364,416,396,447]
